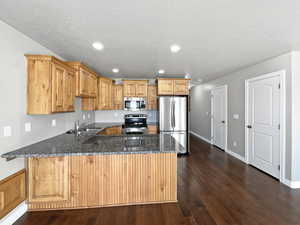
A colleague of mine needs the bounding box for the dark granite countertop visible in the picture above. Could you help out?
[1,122,181,158]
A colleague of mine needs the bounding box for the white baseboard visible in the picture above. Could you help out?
[190,131,211,144]
[0,201,27,225]
[226,149,246,163]
[283,179,300,189]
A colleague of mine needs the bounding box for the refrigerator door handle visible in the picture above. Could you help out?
[172,100,176,128]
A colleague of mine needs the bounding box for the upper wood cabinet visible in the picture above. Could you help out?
[97,77,113,110]
[66,62,98,98]
[123,80,148,97]
[147,85,157,110]
[112,84,123,110]
[26,55,76,114]
[81,97,96,111]
[157,78,190,96]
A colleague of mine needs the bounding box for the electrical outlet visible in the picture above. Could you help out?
[233,141,237,147]
[52,119,56,127]
[233,114,239,120]
[87,113,90,119]
[25,122,31,132]
[3,126,12,137]
[83,114,86,120]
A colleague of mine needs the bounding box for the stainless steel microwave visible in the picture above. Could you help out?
[124,97,147,111]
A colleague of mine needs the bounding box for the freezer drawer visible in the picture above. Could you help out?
[160,132,188,154]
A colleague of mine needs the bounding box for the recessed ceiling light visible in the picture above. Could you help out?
[158,69,165,74]
[92,42,104,50]
[112,68,119,73]
[170,44,181,53]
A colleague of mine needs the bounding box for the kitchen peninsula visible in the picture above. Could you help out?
[2,123,180,211]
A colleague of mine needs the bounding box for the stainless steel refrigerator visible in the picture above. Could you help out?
[159,96,189,155]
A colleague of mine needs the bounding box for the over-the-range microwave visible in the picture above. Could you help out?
[124,97,147,111]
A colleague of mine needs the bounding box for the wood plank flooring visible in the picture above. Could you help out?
[14,135,300,225]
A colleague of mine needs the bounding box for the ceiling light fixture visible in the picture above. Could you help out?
[92,42,104,50]
[112,68,119,73]
[170,44,181,53]
[158,69,165,74]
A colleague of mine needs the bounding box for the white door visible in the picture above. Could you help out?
[211,86,227,150]
[247,75,280,178]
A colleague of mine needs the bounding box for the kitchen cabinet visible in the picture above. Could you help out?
[123,80,148,97]
[81,97,96,111]
[147,85,158,110]
[97,77,113,110]
[27,157,70,203]
[112,84,123,110]
[26,55,76,114]
[148,125,158,134]
[157,78,190,96]
[66,62,98,98]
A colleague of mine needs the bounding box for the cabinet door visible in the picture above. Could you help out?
[28,157,70,203]
[79,68,90,96]
[158,80,174,95]
[98,78,112,110]
[136,82,148,97]
[52,63,65,112]
[82,98,96,111]
[63,70,75,111]
[113,85,123,110]
[123,82,136,97]
[174,80,189,95]
[147,85,157,110]
[89,74,97,97]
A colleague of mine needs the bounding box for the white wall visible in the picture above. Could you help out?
[190,52,294,180]
[0,20,95,180]
[95,110,158,123]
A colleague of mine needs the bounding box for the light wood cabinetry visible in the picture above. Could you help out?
[123,80,148,97]
[147,85,158,110]
[157,78,190,96]
[81,98,96,111]
[66,62,98,98]
[26,55,76,114]
[27,153,177,211]
[97,77,113,110]
[27,157,70,203]
[112,84,123,110]
[0,170,26,219]
[148,125,158,134]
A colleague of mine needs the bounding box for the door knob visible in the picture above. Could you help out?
[247,125,252,129]
[221,121,225,124]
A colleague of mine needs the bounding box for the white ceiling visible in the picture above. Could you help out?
[1,0,300,82]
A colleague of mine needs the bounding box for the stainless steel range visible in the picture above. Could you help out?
[124,114,147,134]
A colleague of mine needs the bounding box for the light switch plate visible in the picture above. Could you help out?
[3,126,12,137]
[233,114,239,120]
[25,122,31,132]
[83,114,86,120]
[233,141,237,147]
[87,113,90,119]
[51,119,56,127]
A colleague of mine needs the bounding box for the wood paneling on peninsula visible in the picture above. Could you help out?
[0,170,26,219]
[27,153,177,211]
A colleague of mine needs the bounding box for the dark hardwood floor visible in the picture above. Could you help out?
[14,135,300,225]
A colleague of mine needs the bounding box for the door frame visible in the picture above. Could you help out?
[210,85,228,151]
[245,70,286,182]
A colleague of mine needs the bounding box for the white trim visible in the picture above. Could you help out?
[0,201,27,225]
[210,85,228,151]
[282,179,300,189]
[245,70,286,183]
[226,149,246,163]
[190,131,211,144]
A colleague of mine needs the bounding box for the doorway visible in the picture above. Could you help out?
[211,85,228,151]
[245,71,286,181]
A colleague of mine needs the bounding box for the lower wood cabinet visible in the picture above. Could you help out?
[27,153,177,211]
[27,157,70,203]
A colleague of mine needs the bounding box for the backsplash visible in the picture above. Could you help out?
[95,110,158,123]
